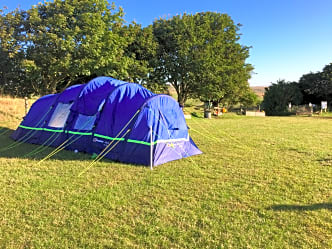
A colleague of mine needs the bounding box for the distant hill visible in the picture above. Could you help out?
[251,86,267,99]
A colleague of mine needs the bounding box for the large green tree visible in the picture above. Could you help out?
[1,0,156,96]
[22,0,129,95]
[0,8,28,95]
[118,23,163,92]
[151,12,253,106]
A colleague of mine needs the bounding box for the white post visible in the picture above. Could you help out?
[150,126,153,170]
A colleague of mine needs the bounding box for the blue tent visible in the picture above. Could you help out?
[11,77,201,167]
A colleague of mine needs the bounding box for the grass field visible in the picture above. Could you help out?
[0,96,331,248]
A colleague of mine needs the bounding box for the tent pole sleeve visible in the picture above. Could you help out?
[150,125,153,170]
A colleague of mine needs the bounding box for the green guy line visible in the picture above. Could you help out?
[68,131,92,136]
[94,133,125,141]
[18,125,187,146]
[19,125,44,131]
[127,139,155,146]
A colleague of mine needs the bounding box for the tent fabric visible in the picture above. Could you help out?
[11,77,202,166]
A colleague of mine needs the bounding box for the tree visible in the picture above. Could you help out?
[21,0,130,95]
[192,14,253,107]
[262,80,303,115]
[238,88,259,108]
[151,12,253,106]
[1,0,161,97]
[118,22,165,92]
[298,64,332,107]
[0,8,29,96]
[321,64,332,107]
[0,0,161,97]
[298,72,323,104]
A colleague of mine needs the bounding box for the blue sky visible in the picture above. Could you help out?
[1,0,332,86]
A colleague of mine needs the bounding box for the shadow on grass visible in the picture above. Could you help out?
[0,127,12,136]
[313,116,332,119]
[318,157,332,166]
[0,126,97,162]
[270,203,332,211]
[0,126,147,168]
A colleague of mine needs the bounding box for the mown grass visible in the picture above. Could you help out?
[0,96,331,248]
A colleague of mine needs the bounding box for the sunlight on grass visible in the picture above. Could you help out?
[0,96,331,248]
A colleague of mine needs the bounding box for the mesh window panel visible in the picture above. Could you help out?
[48,103,73,128]
[74,114,96,130]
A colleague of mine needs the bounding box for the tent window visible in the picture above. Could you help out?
[48,103,73,128]
[74,114,96,130]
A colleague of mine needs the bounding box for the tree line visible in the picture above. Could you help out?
[0,0,255,107]
[262,63,332,115]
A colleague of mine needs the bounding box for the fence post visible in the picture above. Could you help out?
[24,97,28,115]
